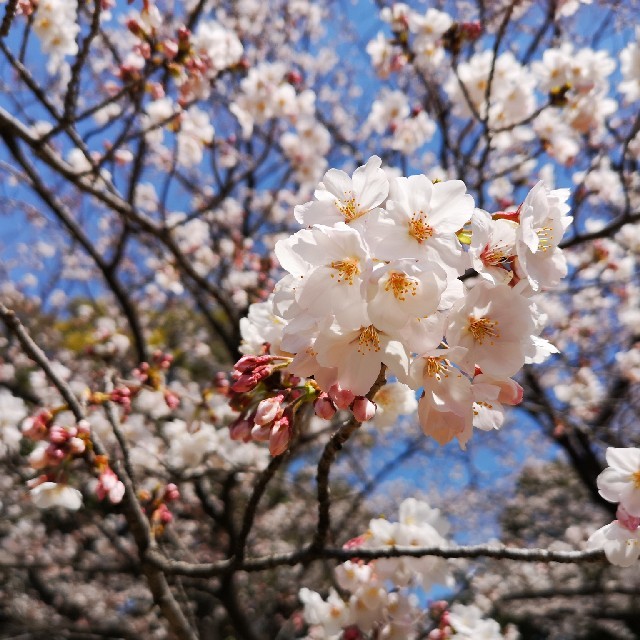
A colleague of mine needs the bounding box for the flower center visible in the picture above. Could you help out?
[468,316,499,344]
[424,356,448,380]
[330,258,361,284]
[357,325,381,354]
[481,243,512,266]
[336,192,361,222]
[385,271,418,301]
[633,470,640,489]
[536,226,554,252]
[408,211,434,243]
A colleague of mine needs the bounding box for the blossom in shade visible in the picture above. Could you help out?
[30,482,83,510]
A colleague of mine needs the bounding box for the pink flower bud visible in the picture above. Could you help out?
[28,447,48,469]
[250,423,272,442]
[76,420,91,435]
[164,483,180,501]
[164,390,180,410]
[163,39,179,59]
[69,437,86,455]
[46,445,65,462]
[229,418,252,441]
[254,395,283,426]
[234,354,271,373]
[314,394,336,420]
[231,365,272,392]
[269,419,291,456]
[109,480,125,504]
[49,426,70,444]
[96,468,124,504]
[352,397,376,422]
[329,384,355,410]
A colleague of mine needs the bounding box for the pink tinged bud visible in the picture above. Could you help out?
[164,390,180,410]
[68,437,86,455]
[109,481,125,504]
[229,418,252,441]
[231,366,271,393]
[28,447,48,469]
[164,483,180,501]
[177,26,191,41]
[329,384,355,410]
[76,420,91,435]
[427,631,443,640]
[96,468,125,503]
[429,600,449,618]
[254,395,283,426]
[617,504,640,531]
[234,354,271,373]
[352,397,376,422]
[269,419,291,456]
[163,39,179,59]
[250,423,272,442]
[49,426,70,444]
[46,445,65,462]
[314,394,337,420]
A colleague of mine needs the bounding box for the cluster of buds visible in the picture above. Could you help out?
[23,414,123,510]
[314,384,377,423]
[140,483,181,536]
[228,355,317,456]
[427,601,453,640]
[24,414,90,472]
[94,457,125,504]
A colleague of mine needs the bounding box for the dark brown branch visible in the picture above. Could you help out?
[145,543,606,579]
[312,365,388,550]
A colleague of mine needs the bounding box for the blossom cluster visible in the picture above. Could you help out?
[238,156,571,451]
[587,447,640,566]
[299,499,515,639]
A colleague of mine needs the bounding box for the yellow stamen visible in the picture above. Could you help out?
[357,325,381,354]
[424,356,448,380]
[336,191,362,222]
[468,316,499,344]
[536,226,553,252]
[385,271,418,301]
[633,470,640,489]
[408,211,434,243]
[329,258,361,284]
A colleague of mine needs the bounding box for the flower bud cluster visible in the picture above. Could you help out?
[24,414,90,510]
[139,483,181,537]
[313,385,376,422]
[120,4,244,103]
[238,157,571,449]
[587,447,640,566]
[228,355,314,456]
[23,411,126,510]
